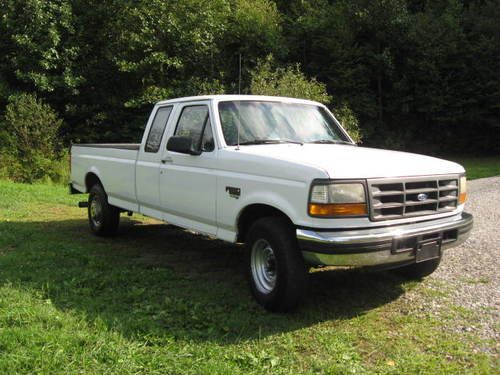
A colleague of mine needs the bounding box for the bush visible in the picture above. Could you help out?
[0,93,67,183]
[250,55,331,104]
[250,55,362,142]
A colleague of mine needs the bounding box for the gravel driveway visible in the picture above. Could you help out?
[404,176,499,351]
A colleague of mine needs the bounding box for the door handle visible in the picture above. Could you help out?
[161,157,173,164]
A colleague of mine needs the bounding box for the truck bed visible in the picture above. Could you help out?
[70,144,140,211]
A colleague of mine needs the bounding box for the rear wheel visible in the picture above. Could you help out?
[396,257,441,280]
[246,217,308,312]
[88,184,120,236]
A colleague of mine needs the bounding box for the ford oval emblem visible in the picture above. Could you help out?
[417,193,428,201]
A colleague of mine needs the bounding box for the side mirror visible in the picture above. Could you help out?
[166,136,201,155]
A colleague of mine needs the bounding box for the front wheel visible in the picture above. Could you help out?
[88,184,120,236]
[246,217,308,312]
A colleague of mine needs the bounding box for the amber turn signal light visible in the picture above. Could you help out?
[459,192,467,204]
[308,203,368,217]
[458,176,467,204]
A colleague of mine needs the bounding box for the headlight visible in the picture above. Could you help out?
[459,175,467,204]
[309,181,367,217]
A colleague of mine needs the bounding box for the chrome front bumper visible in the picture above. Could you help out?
[297,212,473,267]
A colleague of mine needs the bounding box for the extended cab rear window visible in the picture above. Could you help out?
[145,106,173,153]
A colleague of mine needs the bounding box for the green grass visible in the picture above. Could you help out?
[446,156,500,180]
[0,180,496,374]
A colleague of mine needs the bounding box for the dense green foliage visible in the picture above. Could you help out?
[0,0,498,178]
[0,93,68,182]
[250,55,332,105]
[278,0,500,154]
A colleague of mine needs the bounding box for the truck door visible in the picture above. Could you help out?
[159,101,218,235]
[136,105,174,217]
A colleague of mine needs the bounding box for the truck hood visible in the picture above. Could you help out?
[234,144,464,179]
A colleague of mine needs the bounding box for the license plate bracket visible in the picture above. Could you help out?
[416,240,441,263]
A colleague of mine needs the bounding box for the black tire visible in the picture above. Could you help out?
[396,256,441,280]
[88,184,120,236]
[245,217,308,312]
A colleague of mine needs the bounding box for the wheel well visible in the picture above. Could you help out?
[237,204,293,242]
[85,172,102,192]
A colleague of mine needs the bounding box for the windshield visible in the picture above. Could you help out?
[218,101,351,146]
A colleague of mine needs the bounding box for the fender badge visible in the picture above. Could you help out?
[226,186,241,199]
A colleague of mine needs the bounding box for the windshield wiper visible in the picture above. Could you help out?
[308,139,354,145]
[238,139,303,145]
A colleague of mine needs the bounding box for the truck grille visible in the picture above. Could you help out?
[368,175,459,221]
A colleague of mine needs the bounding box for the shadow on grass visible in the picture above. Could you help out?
[0,217,407,344]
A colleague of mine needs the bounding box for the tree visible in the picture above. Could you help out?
[220,0,283,92]
[0,0,81,106]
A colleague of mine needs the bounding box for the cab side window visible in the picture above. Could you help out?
[145,106,173,153]
[175,105,214,152]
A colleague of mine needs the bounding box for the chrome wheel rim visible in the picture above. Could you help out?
[90,197,103,227]
[251,239,277,294]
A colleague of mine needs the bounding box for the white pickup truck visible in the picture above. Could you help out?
[70,95,473,311]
